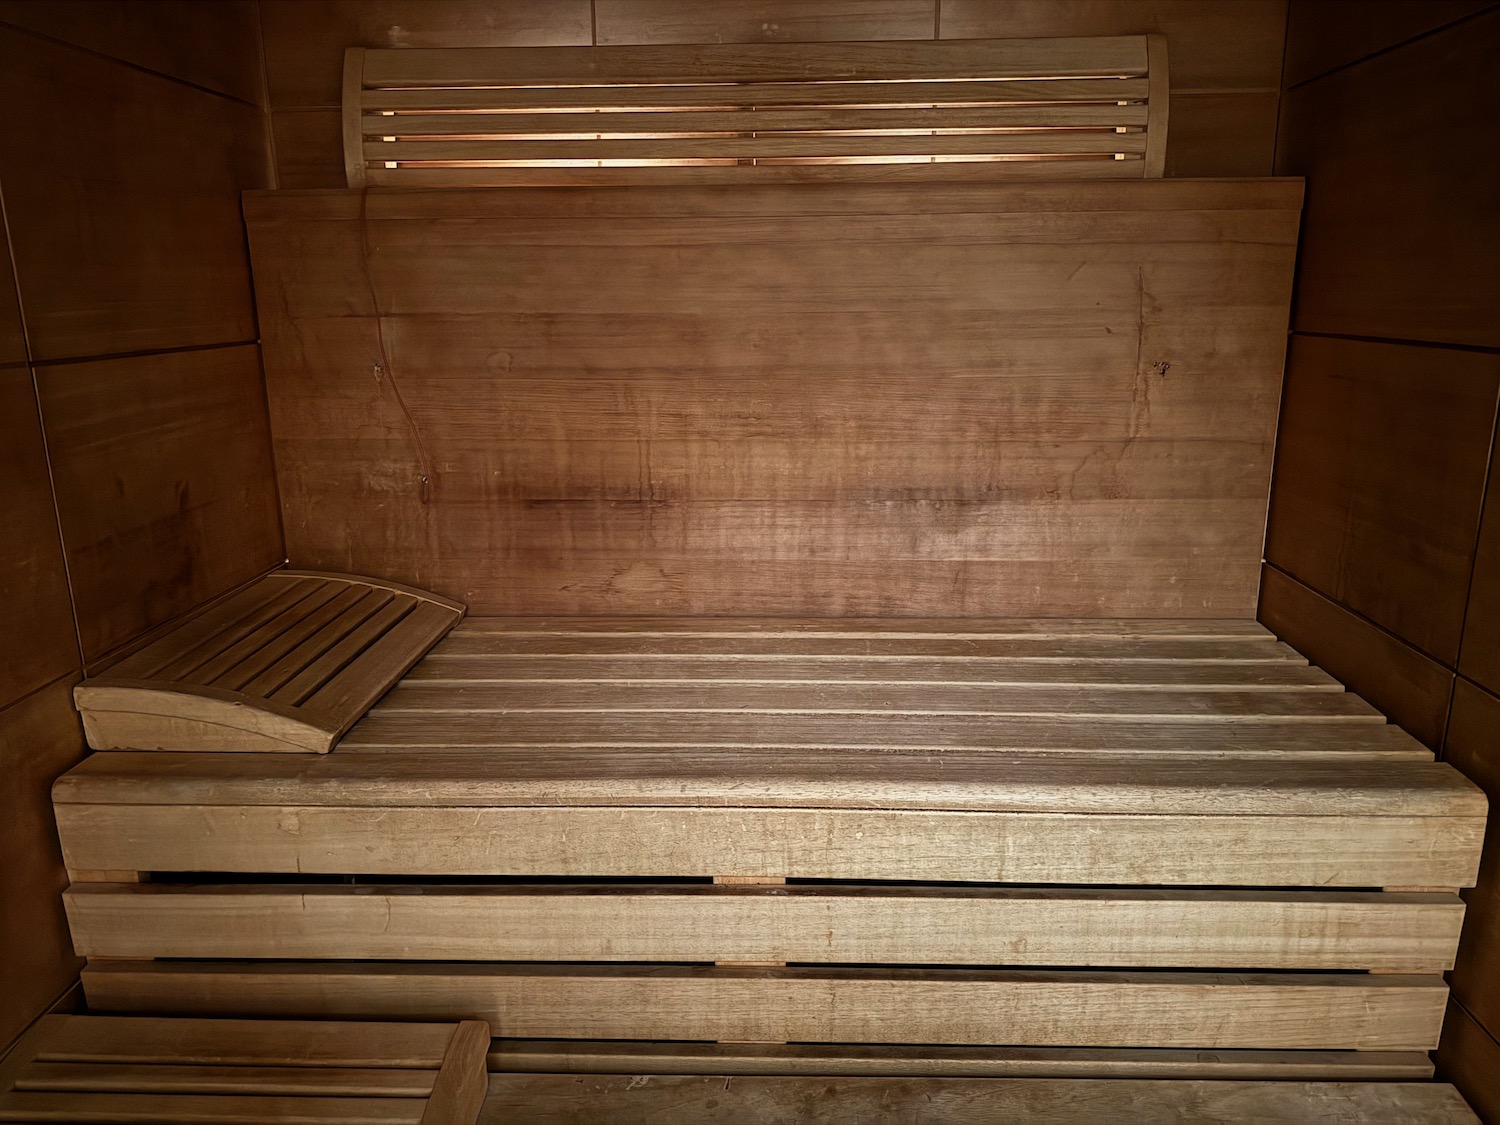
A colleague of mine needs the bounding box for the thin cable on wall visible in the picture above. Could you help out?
[357,187,434,505]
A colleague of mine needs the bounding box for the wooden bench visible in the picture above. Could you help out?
[52,617,1487,1083]
[74,571,463,753]
[343,36,1169,188]
[0,1015,488,1123]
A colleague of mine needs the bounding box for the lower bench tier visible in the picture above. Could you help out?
[81,962,1450,1051]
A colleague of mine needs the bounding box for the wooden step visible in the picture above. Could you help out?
[0,1015,488,1124]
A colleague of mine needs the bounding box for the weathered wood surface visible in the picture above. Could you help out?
[485,1040,1435,1080]
[63,884,1465,971]
[245,180,1300,617]
[58,803,1481,887]
[0,1015,488,1124]
[73,572,464,753]
[475,1074,1480,1124]
[78,962,1449,1051]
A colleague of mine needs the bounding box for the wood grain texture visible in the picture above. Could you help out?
[52,804,1484,887]
[0,365,78,705]
[0,30,267,359]
[261,0,593,109]
[0,1015,487,1124]
[594,0,937,45]
[1444,679,1500,1034]
[31,1016,454,1068]
[63,884,1465,971]
[53,749,1477,816]
[1265,336,1499,664]
[0,0,265,103]
[475,1074,1481,1123]
[486,1040,1436,1080]
[1461,432,1500,694]
[73,573,463,753]
[938,0,1286,89]
[270,109,346,190]
[1277,8,1500,347]
[1438,1001,1500,1125]
[35,346,283,663]
[1162,92,1279,177]
[1282,0,1494,87]
[420,1022,488,1125]
[247,180,1299,617]
[0,217,24,367]
[1258,567,1454,749]
[78,962,1451,1051]
[0,679,87,1052]
[0,1092,426,1122]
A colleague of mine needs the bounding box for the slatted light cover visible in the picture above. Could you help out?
[343,36,1169,188]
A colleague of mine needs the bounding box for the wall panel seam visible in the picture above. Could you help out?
[0,20,265,109]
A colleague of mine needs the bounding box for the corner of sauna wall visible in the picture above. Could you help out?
[1256,3,1500,1118]
[0,0,283,1059]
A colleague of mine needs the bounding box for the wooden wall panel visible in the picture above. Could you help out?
[1277,8,1500,347]
[1264,336,1499,664]
[594,0,936,44]
[0,0,264,103]
[0,29,267,359]
[269,109,346,191]
[1438,1001,1500,1125]
[1461,435,1500,694]
[1257,567,1452,749]
[1163,92,1279,178]
[261,0,593,109]
[1282,0,1493,86]
[36,346,283,663]
[249,181,1298,617]
[1445,680,1500,1034]
[0,224,23,368]
[0,366,77,704]
[939,0,1286,90]
[0,678,87,1052]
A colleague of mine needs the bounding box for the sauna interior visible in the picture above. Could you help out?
[1,1,1498,1122]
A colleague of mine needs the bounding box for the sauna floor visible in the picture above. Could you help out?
[336,616,1424,768]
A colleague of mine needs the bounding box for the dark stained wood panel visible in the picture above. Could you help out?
[1163,92,1279,178]
[594,0,936,44]
[1265,336,1499,664]
[0,366,78,706]
[36,346,284,663]
[1445,679,1500,1034]
[1460,434,1500,695]
[1257,566,1453,750]
[1277,9,1500,347]
[1438,1001,1500,1125]
[260,0,593,109]
[1283,0,1495,87]
[0,0,265,104]
[247,181,1299,618]
[0,678,87,1051]
[0,30,268,360]
[270,109,345,190]
[939,0,1286,89]
[0,224,24,368]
